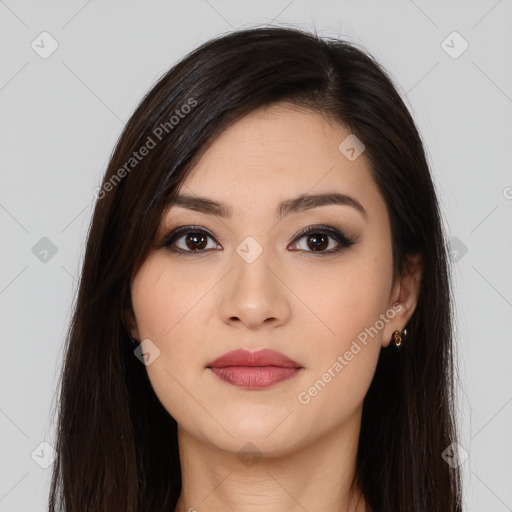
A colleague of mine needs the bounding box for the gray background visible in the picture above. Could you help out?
[1,1,511,510]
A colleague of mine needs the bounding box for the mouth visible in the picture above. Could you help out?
[206,348,304,389]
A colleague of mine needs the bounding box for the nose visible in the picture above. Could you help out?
[219,249,292,330]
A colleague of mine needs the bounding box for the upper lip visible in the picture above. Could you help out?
[206,348,303,368]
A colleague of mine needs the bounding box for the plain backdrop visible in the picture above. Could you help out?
[0,1,511,510]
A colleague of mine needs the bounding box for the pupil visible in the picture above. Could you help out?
[309,234,328,251]
[187,234,206,250]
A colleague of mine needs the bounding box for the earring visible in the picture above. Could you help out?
[392,329,407,348]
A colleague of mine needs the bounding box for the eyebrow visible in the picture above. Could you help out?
[166,192,368,222]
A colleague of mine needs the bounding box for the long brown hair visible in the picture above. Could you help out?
[48,25,463,511]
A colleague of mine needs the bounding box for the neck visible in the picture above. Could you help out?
[173,408,367,512]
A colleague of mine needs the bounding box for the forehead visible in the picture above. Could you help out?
[173,103,386,224]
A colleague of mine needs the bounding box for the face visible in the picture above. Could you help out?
[127,102,420,456]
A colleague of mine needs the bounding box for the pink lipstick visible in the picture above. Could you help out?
[206,348,303,389]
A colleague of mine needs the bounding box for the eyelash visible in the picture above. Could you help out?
[158,224,357,257]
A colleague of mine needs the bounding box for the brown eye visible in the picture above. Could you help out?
[160,226,221,255]
[159,224,356,257]
[305,233,329,251]
[182,232,208,251]
[289,225,356,255]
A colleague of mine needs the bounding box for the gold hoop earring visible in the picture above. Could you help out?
[392,329,407,348]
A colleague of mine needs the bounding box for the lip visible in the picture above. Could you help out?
[206,348,303,389]
[206,348,302,368]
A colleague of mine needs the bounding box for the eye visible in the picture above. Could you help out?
[159,224,357,256]
[159,225,221,256]
[288,225,356,255]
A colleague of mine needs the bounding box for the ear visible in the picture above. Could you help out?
[123,308,140,343]
[382,252,423,348]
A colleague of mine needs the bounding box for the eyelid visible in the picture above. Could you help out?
[291,224,355,244]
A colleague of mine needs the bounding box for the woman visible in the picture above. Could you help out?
[48,25,463,512]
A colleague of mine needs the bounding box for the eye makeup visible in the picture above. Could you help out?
[157,223,358,257]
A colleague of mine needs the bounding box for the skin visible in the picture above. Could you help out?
[126,102,422,512]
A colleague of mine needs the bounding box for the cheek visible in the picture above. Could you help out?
[292,263,389,424]
[132,254,203,340]
[294,250,392,356]
[289,245,392,415]
[130,256,215,426]
[130,255,212,382]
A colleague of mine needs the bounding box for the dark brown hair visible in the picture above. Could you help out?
[48,25,463,511]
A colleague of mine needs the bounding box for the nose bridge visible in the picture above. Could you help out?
[219,235,290,328]
[235,238,272,287]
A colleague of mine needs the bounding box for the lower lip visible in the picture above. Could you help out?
[209,366,302,389]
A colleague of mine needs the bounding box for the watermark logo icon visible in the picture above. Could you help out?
[134,339,161,365]
[237,442,262,467]
[31,441,57,469]
[31,31,59,59]
[338,134,365,161]
[236,236,263,264]
[449,237,468,263]
[441,31,469,59]
[32,237,58,263]
[441,441,469,468]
